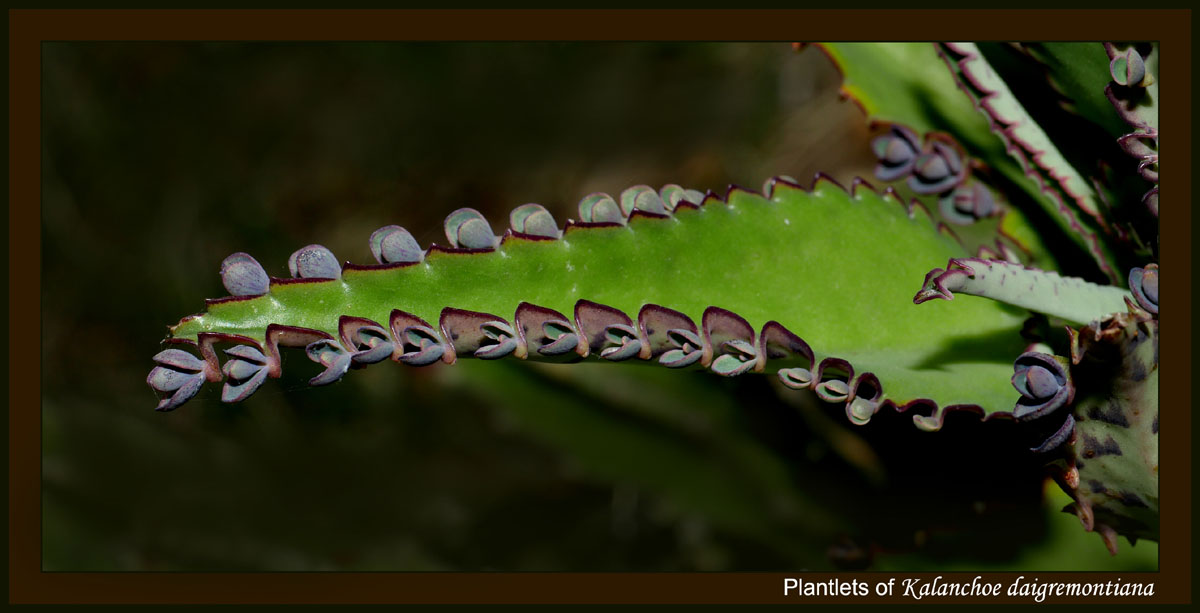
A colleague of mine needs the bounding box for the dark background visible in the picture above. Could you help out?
[40,42,1156,571]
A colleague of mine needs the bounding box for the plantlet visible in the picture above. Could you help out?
[148,42,1159,561]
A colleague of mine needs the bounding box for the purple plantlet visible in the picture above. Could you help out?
[510,203,561,239]
[538,321,580,356]
[147,348,210,411]
[658,329,704,369]
[389,309,447,366]
[338,317,395,365]
[846,373,883,425]
[398,326,445,366]
[444,207,497,250]
[817,379,850,402]
[938,180,997,225]
[759,321,814,384]
[515,302,582,358]
[577,193,624,224]
[475,321,520,360]
[620,184,669,217]
[219,252,270,297]
[599,325,642,361]
[1109,48,1147,87]
[220,344,271,403]
[710,339,758,377]
[778,368,814,390]
[639,304,700,365]
[870,124,921,181]
[1128,264,1158,315]
[658,184,704,211]
[1011,352,1073,421]
[369,225,423,265]
[702,307,757,376]
[814,359,853,404]
[907,138,967,195]
[288,244,342,280]
[305,339,352,386]
[573,300,636,359]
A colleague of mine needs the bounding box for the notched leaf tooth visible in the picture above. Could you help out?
[369,225,423,265]
[515,302,583,359]
[389,309,448,367]
[814,358,853,404]
[338,316,395,365]
[848,176,877,200]
[444,207,498,250]
[810,172,845,194]
[256,324,334,382]
[219,252,270,297]
[846,373,883,425]
[702,306,759,377]
[577,193,624,225]
[288,244,342,280]
[574,299,641,361]
[905,197,937,228]
[762,175,800,199]
[760,321,815,390]
[439,307,523,360]
[639,304,702,367]
[510,203,561,239]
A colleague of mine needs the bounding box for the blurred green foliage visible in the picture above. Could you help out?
[41,42,1155,571]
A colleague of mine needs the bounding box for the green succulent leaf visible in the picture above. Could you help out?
[162,179,1030,426]
[914,257,1133,325]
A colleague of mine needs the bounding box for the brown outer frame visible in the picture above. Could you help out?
[9,8,1191,605]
